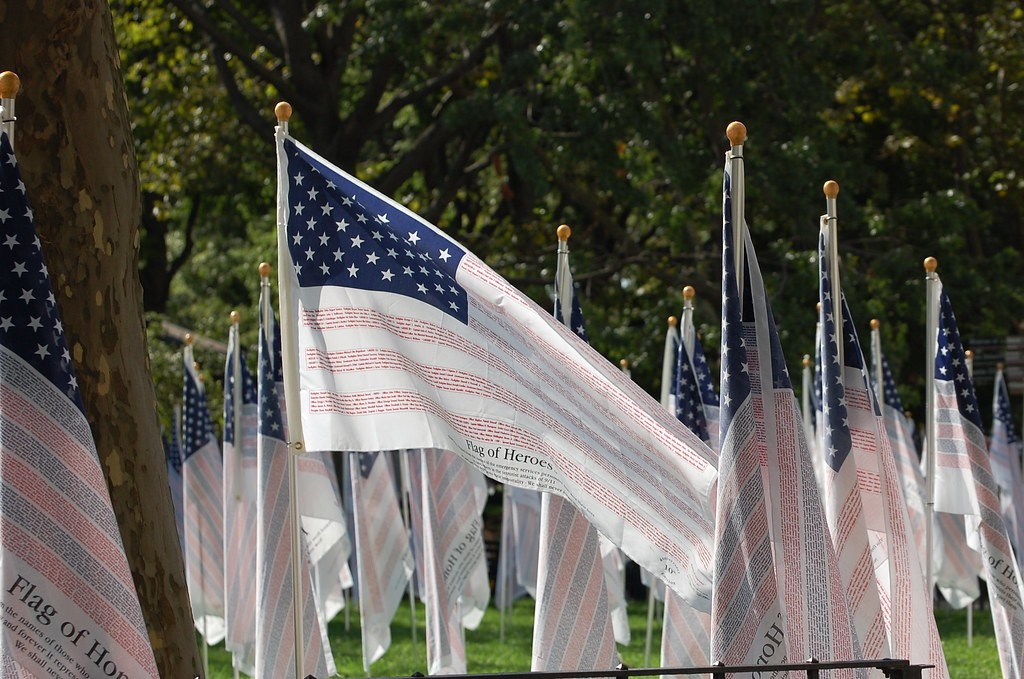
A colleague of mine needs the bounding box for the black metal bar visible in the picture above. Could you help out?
[399,658,933,679]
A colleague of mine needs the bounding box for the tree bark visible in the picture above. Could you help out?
[0,1,201,676]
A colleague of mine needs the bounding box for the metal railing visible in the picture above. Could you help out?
[391,658,931,679]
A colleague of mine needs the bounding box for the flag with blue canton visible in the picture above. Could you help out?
[283,138,468,325]
[931,281,1024,677]
[254,314,333,679]
[532,234,622,672]
[819,225,948,673]
[351,446,414,672]
[182,347,226,645]
[0,131,159,678]
[991,367,1024,565]
[711,155,859,670]
[276,132,717,611]
[222,326,259,675]
[674,322,718,448]
[870,328,981,612]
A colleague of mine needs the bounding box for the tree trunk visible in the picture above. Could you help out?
[0,1,201,676]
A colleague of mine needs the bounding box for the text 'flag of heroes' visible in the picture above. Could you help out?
[0,131,159,678]
[275,132,718,608]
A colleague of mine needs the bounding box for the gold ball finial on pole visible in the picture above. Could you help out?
[275,101,293,123]
[259,261,272,278]
[923,256,938,273]
[726,121,747,146]
[997,361,1005,371]
[0,71,21,99]
[964,349,974,360]
[556,224,572,242]
[619,358,629,370]
[870,318,880,330]
[816,302,821,314]
[802,355,811,368]
[184,333,194,346]
[682,285,696,301]
[230,310,240,324]
[667,316,678,328]
[823,180,839,199]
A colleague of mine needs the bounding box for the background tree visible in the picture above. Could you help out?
[117,0,1024,428]
[0,2,201,676]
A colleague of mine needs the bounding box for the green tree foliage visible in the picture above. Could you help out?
[114,0,1024,428]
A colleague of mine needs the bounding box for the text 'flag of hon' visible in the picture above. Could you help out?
[931,283,1024,677]
[275,132,718,608]
[0,131,159,678]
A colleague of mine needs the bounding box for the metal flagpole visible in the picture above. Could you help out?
[229,312,242,679]
[870,320,883,412]
[273,101,307,679]
[398,450,418,644]
[923,256,940,594]
[498,486,510,642]
[0,71,19,143]
[823,181,843,373]
[727,123,746,306]
[963,349,975,648]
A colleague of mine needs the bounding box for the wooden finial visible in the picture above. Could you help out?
[870,318,880,330]
[823,180,839,199]
[0,71,20,99]
[803,354,811,368]
[259,261,272,277]
[997,362,1005,371]
[184,333,194,346]
[726,121,747,146]
[557,224,571,242]
[275,101,293,122]
[230,310,240,324]
[682,285,696,301]
[923,256,938,273]
[816,302,821,313]
[619,358,629,369]
[964,349,973,360]
[193,361,201,372]
[668,315,678,328]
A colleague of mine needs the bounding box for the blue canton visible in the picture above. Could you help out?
[258,322,286,442]
[358,451,378,479]
[674,337,710,443]
[719,165,752,436]
[182,358,217,460]
[996,373,1017,446]
[935,288,982,429]
[554,285,589,342]
[284,139,468,324]
[223,347,256,446]
[0,133,82,409]
[819,230,853,471]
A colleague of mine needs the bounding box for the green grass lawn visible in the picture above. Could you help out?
[203,599,999,678]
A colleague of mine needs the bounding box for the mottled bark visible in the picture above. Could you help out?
[0,1,201,676]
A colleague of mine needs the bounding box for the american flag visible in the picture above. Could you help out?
[164,408,185,554]
[497,484,541,608]
[990,366,1024,564]
[182,346,226,645]
[351,448,414,671]
[711,157,858,669]
[931,284,1024,676]
[532,239,623,670]
[676,314,721,452]
[661,307,715,667]
[816,227,888,659]
[870,343,981,609]
[222,326,259,674]
[406,448,490,674]
[819,227,948,674]
[0,132,159,678]
[276,133,717,610]
[254,315,333,679]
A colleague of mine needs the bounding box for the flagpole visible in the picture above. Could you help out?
[681,286,696,357]
[186,338,211,679]
[498,485,511,642]
[963,349,975,649]
[0,71,19,143]
[802,355,813,438]
[823,180,843,372]
[924,256,939,594]
[398,451,418,644]
[727,122,746,303]
[229,311,242,679]
[870,319,883,404]
[273,101,307,679]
